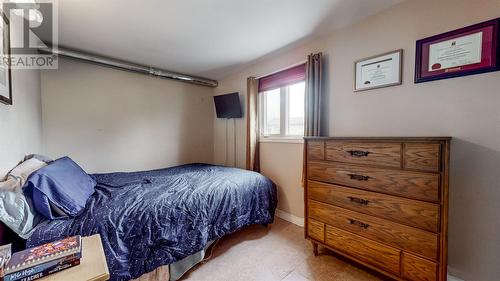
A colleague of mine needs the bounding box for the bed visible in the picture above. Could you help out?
[23,163,277,281]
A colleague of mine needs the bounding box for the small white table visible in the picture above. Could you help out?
[41,234,110,281]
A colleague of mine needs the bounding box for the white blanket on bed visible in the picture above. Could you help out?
[0,158,47,193]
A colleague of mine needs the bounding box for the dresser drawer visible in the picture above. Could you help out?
[307,141,325,161]
[307,218,325,242]
[402,252,438,281]
[325,141,402,168]
[325,225,401,275]
[404,143,441,172]
[308,181,440,232]
[308,161,440,202]
[308,200,438,260]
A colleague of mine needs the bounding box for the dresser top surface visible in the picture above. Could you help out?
[304,136,452,141]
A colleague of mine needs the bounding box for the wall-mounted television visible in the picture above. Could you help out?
[213,92,242,119]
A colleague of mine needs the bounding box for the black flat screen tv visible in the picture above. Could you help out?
[213,92,242,119]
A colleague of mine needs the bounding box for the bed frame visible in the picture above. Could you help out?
[0,222,26,252]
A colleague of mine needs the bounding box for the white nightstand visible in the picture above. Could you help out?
[41,234,110,281]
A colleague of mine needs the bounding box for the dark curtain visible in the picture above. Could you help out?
[305,52,323,137]
[303,53,323,186]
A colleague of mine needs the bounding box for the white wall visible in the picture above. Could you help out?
[213,0,500,280]
[0,26,42,178]
[325,1,500,280]
[41,58,214,173]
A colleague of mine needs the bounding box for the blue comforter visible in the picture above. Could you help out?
[26,164,277,280]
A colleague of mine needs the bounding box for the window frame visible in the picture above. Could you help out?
[259,81,305,141]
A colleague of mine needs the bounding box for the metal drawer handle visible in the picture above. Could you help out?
[348,174,370,181]
[347,150,371,157]
[347,196,370,205]
[348,218,370,229]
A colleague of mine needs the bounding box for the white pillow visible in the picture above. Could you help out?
[0,158,47,239]
[0,191,44,239]
[0,158,47,193]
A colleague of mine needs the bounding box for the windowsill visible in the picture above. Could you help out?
[259,137,304,144]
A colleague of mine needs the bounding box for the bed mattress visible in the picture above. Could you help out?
[26,163,277,280]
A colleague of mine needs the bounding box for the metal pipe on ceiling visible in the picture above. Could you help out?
[39,46,218,87]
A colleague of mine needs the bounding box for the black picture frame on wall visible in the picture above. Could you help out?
[415,18,500,83]
[0,11,12,105]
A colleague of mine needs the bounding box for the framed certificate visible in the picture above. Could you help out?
[354,49,403,92]
[415,18,500,83]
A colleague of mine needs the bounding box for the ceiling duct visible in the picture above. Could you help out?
[39,46,218,87]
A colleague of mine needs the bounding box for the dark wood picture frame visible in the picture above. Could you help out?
[415,18,500,83]
[0,11,12,105]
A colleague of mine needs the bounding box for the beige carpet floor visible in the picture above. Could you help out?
[181,218,385,281]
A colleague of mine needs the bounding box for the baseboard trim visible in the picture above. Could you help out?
[275,209,304,227]
[448,274,465,281]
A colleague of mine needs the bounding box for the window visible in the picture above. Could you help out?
[260,81,305,138]
[258,63,306,139]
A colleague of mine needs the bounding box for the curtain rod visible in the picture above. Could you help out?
[39,46,219,88]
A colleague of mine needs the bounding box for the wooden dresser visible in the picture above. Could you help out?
[304,137,450,281]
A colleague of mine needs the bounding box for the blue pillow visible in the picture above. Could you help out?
[23,157,96,220]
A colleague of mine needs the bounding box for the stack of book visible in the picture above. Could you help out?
[0,236,82,281]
